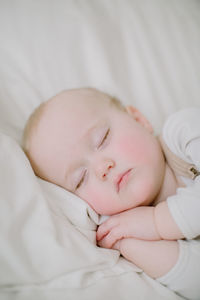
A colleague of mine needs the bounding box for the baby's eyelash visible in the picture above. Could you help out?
[98,129,110,148]
[75,170,86,190]
[75,129,110,190]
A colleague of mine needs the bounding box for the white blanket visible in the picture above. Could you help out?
[0,1,200,299]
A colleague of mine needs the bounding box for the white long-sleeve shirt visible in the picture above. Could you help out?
[163,107,200,240]
[157,107,200,300]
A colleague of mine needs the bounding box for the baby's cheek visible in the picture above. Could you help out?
[83,187,114,215]
[82,188,104,213]
[116,136,146,160]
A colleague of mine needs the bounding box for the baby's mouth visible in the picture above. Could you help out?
[115,169,132,193]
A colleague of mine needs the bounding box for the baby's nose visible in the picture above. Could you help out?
[95,159,115,180]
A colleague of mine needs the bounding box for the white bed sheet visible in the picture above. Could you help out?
[0,1,200,299]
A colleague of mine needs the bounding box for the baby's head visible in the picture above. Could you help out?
[23,88,124,181]
[23,88,165,215]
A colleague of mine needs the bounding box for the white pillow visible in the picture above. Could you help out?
[1,132,141,287]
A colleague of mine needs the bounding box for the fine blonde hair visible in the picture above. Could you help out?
[22,88,124,160]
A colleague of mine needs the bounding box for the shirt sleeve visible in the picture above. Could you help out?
[167,179,200,239]
[162,107,200,240]
[157,239,200,300]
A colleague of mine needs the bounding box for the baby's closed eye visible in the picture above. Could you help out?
[75,128,111,190]
[98,128,110,148]
[75,169,87,190]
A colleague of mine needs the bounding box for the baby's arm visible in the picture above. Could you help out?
[97,207,180,278]
[112,238,179,279]
[154,201,184,240]
[96,205,184,249]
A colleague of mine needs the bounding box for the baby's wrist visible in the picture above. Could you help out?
[154,201,184,240]
[152,207,162,240]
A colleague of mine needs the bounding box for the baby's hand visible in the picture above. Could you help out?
[96,206,161,249]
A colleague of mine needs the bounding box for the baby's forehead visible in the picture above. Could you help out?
[45,90,110,122]
[38,92,110,140]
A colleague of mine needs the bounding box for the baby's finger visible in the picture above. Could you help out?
[97,226,122,249]
[96,217,119,241]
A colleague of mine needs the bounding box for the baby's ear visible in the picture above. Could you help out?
[125,106,153,133]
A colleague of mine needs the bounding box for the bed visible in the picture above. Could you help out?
[0,1,200,299]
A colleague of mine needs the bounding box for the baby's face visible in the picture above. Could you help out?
[30,91,165,215]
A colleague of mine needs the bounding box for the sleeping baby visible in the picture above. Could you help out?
[22,88,200,300]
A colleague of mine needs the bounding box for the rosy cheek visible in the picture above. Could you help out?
[83,188,113,215]
[116,135,145,160]
[83,188,102,212]
[117,138,134,154]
